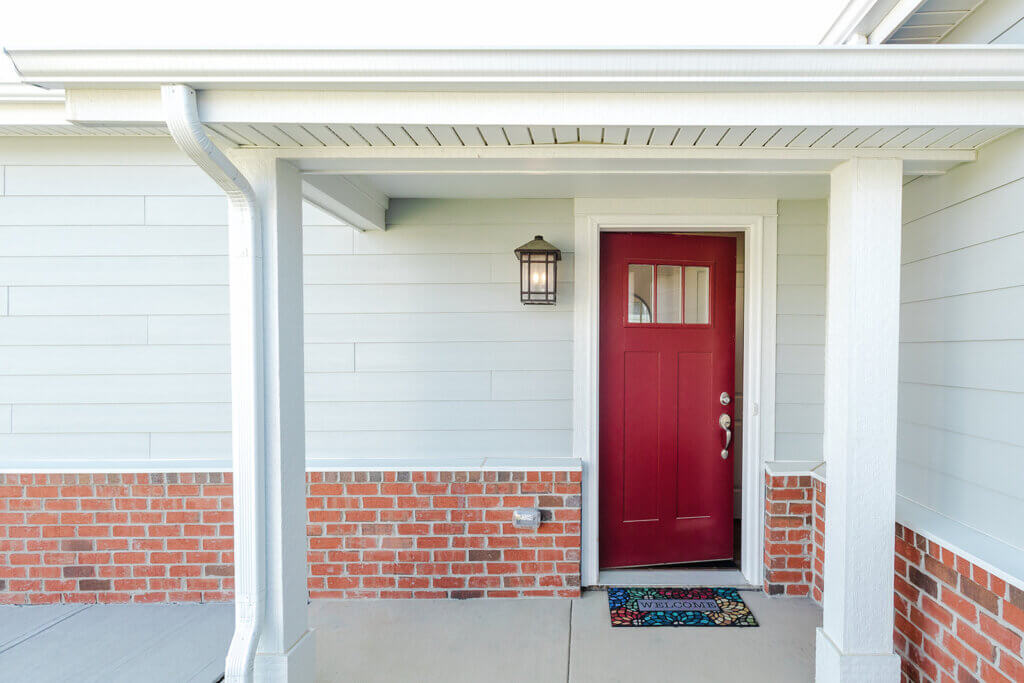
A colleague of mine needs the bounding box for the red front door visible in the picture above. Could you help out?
[599,232,736,569]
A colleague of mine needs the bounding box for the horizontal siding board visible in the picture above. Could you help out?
[304,226,355,255]
[148,316,229,345]
[490,371,573,400]
[0,317,148,345]
[304,283,574,314]
[149,433,230,461]
[355,341,572,372]
[776,404,825,435]
[304,345,356,373]
[900,286,1024,342]
[303,254,491,284]
[356,223,574,255]
[0,197,144,225]
[13,403,231,433]
[0,346,229,375]
[0,227,226,257]
[9,286,227,315]
[777,255,827,285]
[0,256,225,286]
[306,429,571,460]
[775,433,823,461]
[144,197,226,225]
[776,344,825,375]
[777,286,825,315]
[305,372,490,402]
[776,375,825,405]
[900,340,1024,392]
[897,458,1024,551]
[777,224,826,255]
[0,374,230,404]
[306,400,570,431]
[0,434,151,460]
[901,232,1024,302]
[307,312,571,343]
[900,383,1024,447]
[902,178,1024,263]
[776,315,825,345]
[4,165,221,196]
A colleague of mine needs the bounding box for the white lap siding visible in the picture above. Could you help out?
[899,129,1024,553]
[0,138,573,469]
[774,200,827,463]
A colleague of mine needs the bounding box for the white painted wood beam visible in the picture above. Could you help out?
[232,155,314,682]
[815,157,903,682]
[300,174,387,231]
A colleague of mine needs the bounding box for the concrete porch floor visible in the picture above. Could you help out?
[0,590,821,682]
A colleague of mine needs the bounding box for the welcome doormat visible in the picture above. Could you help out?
[607,587,758,627]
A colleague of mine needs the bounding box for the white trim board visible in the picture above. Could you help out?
[572,198,778,589]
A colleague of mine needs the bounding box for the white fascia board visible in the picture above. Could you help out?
[62,88,1024,129]
[0,100,70,125]
[298,173,388,231]
[11,46,1024,91]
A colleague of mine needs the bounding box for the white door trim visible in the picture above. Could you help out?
[572,198,778,587]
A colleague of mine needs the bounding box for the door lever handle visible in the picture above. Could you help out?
[719,413,732,459]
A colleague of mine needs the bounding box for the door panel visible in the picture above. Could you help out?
[599,232,736,569]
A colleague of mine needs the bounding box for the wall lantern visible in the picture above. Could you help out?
[514,235,561,305]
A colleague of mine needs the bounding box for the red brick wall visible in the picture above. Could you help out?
[894,523,1024,683]
[0,470,581,604]
[305,470,581,599]
[811,478,825,605]
[762,472,815,597]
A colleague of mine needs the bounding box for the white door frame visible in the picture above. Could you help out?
[572,198,778,587]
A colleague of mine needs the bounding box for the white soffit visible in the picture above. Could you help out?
[0,124,1012,155]
[883,0,987,43]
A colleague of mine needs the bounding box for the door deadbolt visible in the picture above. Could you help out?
[720,392,731,406]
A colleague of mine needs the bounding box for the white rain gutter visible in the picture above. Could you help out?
[11,46,1024,92]
[161,84,264,683]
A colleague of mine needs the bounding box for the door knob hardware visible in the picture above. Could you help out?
[719,413,732,459]
[720,392,731,406]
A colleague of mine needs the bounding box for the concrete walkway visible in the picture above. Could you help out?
[0,590,821,682]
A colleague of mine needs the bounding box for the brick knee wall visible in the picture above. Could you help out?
[0,470,581,604]
[305,470,581,599]
[811,478,825,604]
[762,473,815,597]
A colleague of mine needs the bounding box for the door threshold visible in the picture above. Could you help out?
[596,567,752,589]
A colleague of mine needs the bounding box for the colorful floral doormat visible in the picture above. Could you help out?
[607,587,758,627]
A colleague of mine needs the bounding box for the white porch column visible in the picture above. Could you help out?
[815,157,903,682]
[235,156,314,682]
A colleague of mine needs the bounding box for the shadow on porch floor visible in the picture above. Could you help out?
[0,590,821,682]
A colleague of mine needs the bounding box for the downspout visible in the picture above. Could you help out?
[161,84,265,683]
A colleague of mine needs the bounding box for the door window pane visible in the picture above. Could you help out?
[656,265,682,323]
[627,264,654,323]
[684,266,710,324]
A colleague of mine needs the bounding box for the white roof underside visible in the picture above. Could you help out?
[0,124,1012,153]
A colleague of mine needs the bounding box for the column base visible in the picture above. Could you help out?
[254,629,316,683]
[815,628,900,683]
